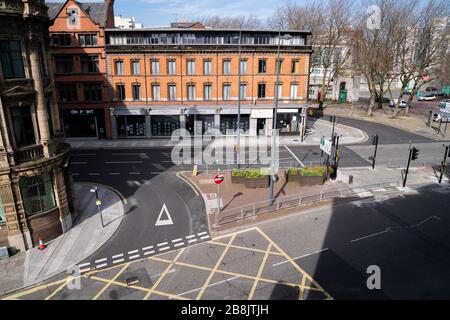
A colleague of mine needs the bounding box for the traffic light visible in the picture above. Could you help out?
[411,147,419,161]
[371,134,378,145]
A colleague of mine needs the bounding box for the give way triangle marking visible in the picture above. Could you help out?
[155,203,174,226]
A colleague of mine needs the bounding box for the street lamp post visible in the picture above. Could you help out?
[234,30,242,168]
[269,32,292,205]
[90,186,104,227]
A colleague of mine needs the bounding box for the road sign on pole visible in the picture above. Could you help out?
[214,173,224,213]
[320,136,332,156]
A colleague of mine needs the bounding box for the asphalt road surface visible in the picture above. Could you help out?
[9,183,450,300]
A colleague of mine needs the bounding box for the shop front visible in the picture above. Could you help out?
[220,114,249,135]
[151,115,180,137]
[62,108,106,138]
[117,115,147,138]
[276,109,301,135]
[186,114,215,135]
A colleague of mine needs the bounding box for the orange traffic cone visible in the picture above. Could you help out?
[38,237,46,250]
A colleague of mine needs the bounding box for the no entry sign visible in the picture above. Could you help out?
[214,174,224,185]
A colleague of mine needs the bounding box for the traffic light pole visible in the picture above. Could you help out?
[403,148,413,187]
[372,134,379,169]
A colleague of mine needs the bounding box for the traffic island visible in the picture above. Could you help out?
[184,168,350,233]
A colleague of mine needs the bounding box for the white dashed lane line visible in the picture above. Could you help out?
[79,232,211,271]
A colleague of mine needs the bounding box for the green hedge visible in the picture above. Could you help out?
[285,166,326,177]
[231,168,270,178]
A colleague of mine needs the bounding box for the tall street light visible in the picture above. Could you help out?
[269,32,292,205]
[233,30,242,168]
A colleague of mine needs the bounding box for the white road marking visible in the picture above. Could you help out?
[112,254,124,259]
[157,242,169,247]
[129,172,141,175]
[185,234,196,239]
[142,245,154,251]
[96,263,108,269]
[72,173,80,176]
[71,161,88,165]
[144,250,155,256]
[350,230,390,243]
[79,268,91,273]
[150,171,162,174]
[109,173,121,175]
[158,246,170,251]
[105,161,143,164]
[112,153,146,156]
[197,231,208,236]
[284,145,304,167]
[188,239,198,244]
[73,153,96,156]
[112,259,124,264]
[88,173,100,176]
[128,249,138,255]
[172,238,183,243]
[129,254,140,260]
[178,276,240,296]
[174,242,184,247]
[78,262,90,268]
[155,204,174,226]
[272,248,330,267]
[200,235,210,240]
[95,258,107,264]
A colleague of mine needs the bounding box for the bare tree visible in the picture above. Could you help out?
[353,0,414,117]
[268,0,354,104]
[400,0,450,116]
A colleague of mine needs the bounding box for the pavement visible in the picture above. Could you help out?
[65,118,366,149]
[0,183,125,297]
[321,102,450,141]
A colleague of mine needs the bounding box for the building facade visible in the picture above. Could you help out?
[47,0,115,139]
[0,0,76,250]
[106,28,312,138]
[115,15,143,29]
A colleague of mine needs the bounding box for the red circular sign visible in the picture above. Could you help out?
[214,175,224,185]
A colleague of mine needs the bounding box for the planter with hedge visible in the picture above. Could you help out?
[285,166,326,186]
[231,168,271,188]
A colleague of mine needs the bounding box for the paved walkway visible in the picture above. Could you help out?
[0,183,125,297]
[65,119,366,149]
[321,103,450,140]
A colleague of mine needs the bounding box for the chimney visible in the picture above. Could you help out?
[105,0,115,28]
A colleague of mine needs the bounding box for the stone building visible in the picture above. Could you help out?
[0,0,76,251]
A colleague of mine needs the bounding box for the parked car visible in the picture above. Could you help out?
[389,99,407,108]
[418,94,437,101]
[433,113,450,122]
[403,91,412,95]
[426,86,439,92]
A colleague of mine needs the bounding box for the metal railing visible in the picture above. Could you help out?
[215,180,400,226]
[14,144,44,164]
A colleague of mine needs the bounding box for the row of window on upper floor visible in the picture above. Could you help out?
[51,33,98,47]
[57,81,302,103]
[113,58,302,76]
[107,33,306,46]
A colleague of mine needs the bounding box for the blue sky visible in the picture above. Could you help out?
[71,0,296,27]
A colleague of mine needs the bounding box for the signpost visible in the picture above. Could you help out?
[214,172,224,213]
[320,136,332,156]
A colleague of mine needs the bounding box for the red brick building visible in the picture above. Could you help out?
[47,0,114,139]
[106,27,312,138]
